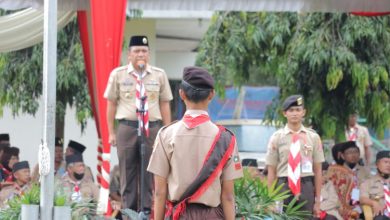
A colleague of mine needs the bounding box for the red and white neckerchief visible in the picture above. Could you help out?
[347,126,358,141]
[70,180,82,202]
[384,182,390,216]
[182,114,210,129]
[131,67,149,137]
[288,133,301,196]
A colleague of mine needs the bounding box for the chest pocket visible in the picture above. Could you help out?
[119,81,136,100]
[369,184,384,200]
[145,82,160,103]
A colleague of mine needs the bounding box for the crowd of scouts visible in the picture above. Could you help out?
[0,34,389,220]
[0,135,98,208]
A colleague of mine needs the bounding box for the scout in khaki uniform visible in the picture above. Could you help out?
[318,162,342,220]
[339,141,371,212]
[147,66,243,220]
[345,112,373,165]
[60,154,99,203]
[104,35,173,214]
[0,161,31,208]
[266,95,325,218]
[31,137,66,182]
[360,151,390,220]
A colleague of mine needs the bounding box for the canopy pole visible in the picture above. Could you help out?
[40,0,57,219]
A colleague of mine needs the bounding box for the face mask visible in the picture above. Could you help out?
[346,162,357,169]
[73,172,84,181]
[377,169,390,179]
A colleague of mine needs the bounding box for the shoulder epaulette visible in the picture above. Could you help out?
[150,66,165,73]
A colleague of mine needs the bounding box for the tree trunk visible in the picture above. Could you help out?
[55,111,65,139]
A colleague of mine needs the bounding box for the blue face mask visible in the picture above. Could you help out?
[73,172,84,181]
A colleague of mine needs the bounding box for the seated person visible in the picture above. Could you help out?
[339,141,370,214]
[1,147,20,182]
[60,154,99,203]
[318,161,343,220]
[32,137,66,182]
[109,164,122,219]
[0,161,31,207]
[65,140,94,182]
[360,151,390,220]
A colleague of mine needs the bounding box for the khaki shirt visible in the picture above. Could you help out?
[343,164,371,187]
[345,124,373,160]
[360,174,387,208]
[60,173,99,202]
[147,110,243,207]
[0,184,30,208]
[265,125,325,177]
[31,162,94,183]
[321,181,343,220]
[104,63,173,121]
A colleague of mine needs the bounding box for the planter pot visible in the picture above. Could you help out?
[21,204,39,220]
[54,206,72,220]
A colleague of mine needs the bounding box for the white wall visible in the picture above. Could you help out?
[0,102,119,178]
[156,51,198,80]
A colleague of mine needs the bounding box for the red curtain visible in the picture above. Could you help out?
[78,0,127,215]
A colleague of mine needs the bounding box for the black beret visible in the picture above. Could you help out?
[129,35,149,47]
[0,133,9,141]
[340,141,359,153]
[182,66,214,90]
[13,161,29,173]
[376,151,390,162]
[68,140,86,154]
[332,142,345,165]
[282,95,304,111]
[65,154,84,165]
[55,137,64,148]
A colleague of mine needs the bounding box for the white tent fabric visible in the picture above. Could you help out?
[127,0,390,12]
[1,0,390,12]
[0,8,75,52]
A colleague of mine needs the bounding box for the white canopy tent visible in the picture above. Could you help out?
[1,0,390,12]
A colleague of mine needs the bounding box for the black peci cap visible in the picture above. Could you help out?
[13,161,29,173]
[376,151,390,162]
[55,137,64,148]
[282,95,304,111]
[68,140,86,154]
[182,66,214,90]
[340,141,359,153]
[0,133,9,142]
[128,35,149,48]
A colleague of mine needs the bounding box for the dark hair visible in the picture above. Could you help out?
[180,80,211,103]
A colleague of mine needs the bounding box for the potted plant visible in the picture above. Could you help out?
[235,168,310,220]
[20,183,40,220]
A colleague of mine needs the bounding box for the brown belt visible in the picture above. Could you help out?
[118,119,162,128]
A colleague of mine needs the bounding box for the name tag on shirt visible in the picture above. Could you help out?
[351,188,360,201]
[301,158,313,174]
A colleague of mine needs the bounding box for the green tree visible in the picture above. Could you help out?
[197,12,390,140]
[0,17,91,137]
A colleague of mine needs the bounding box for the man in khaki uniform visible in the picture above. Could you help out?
[104,35,173,214]
[148,66,243,220]
[345,112,373,165]
[360,151,390,220]
[31,137,66,182]
[0,161,31,208]
[266,95,325,218]
[60,154,99,203]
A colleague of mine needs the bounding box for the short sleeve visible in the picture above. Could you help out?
[159,71,173,102]
[221,141,243,181]
[104,70,119,101]
[313,134,325,163]
[265,133,279,166]
[359,179,370,200]
[147,130,170,178]
[364,127,373,147]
